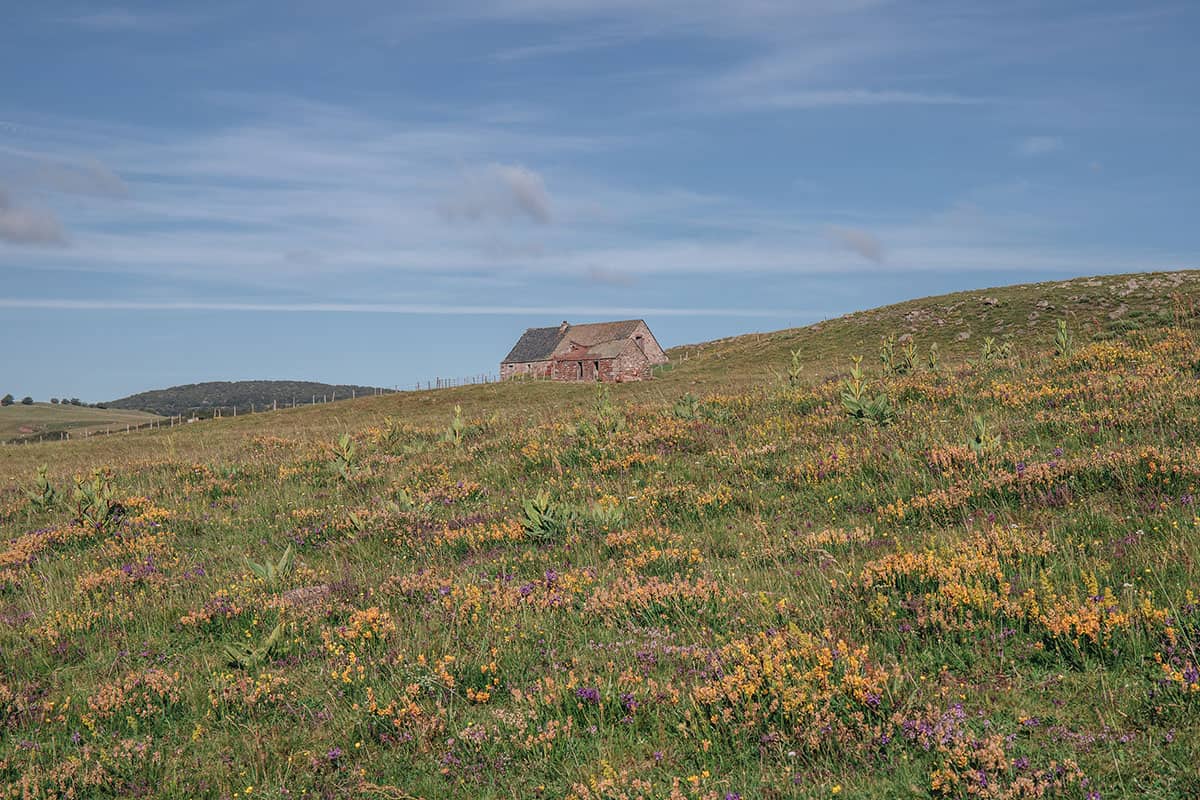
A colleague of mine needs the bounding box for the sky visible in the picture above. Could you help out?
[1,1,1197,401]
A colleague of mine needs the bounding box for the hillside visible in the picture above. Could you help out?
[1,270,1199,798]
[107,380,394,417]
[0,402,163,444]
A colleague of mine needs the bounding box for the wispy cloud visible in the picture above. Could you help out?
[1015,136,1064,157]
[583,265,636,287]
[826,225,884,263]
[441,163,553,224]
[58,8,201,32]
[0,297,795,317]
[0,189,67,246]
[733,89,982,111]
[0,154,129,198]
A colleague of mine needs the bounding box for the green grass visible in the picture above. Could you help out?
[0,269,1199,799]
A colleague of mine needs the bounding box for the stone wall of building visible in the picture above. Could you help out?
[551,357,613,382]
[500,360,552,380]
[612,342,653,380]
[629,321,668,365]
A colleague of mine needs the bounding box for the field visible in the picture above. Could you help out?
[0,403,164,444]
[1,270,1199,799]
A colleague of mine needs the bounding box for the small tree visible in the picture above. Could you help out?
[50,398,59,404]
[20,397,33,405]
[0,394,13,407]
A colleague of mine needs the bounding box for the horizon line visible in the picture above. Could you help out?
[0,298,814,318]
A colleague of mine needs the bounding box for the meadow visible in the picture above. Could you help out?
[1,271,1199,798]
[0,404,163,445]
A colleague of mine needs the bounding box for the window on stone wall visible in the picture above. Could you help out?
[593,360,600,379]
[576,361,583,379]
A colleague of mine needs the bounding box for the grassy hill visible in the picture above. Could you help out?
[1,269,1199,798]
[107,380,394,417]
[0,402,163,444]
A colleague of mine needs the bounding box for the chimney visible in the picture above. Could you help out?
[559,320,569,333]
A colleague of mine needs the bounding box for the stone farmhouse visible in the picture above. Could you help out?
[500,320,668,382]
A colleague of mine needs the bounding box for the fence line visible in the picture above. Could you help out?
[414,374,498,391]
[1,377,503,446]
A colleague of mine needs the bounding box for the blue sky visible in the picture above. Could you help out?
[1,1,1197,401]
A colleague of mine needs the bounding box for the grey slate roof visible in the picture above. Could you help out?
[501,320,645,364]
[502,325,565,363]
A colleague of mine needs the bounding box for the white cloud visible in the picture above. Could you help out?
[0,190,67,246]
[1016,136,1064,157]
[584,265,636,286]
[441,163,553,224]
[826,225,883,263]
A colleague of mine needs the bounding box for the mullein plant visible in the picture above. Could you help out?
[72,472,118,530]
[787,348,804,387]
[443,405,467,447]
[1054,319,1075,358]
[24,465,58,512]
[841,356,897,426]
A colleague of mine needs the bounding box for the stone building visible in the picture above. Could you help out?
[500,319,668,382]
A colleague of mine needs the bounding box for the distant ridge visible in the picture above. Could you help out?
[106,380,391,417]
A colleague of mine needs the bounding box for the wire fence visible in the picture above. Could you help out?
[2,374,503,445]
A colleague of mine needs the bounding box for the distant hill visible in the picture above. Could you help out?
[106,380,392,417]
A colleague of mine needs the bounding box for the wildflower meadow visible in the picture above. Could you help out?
[1,274,1199,798]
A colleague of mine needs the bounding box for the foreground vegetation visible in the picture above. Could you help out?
[1,272,1199,798]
